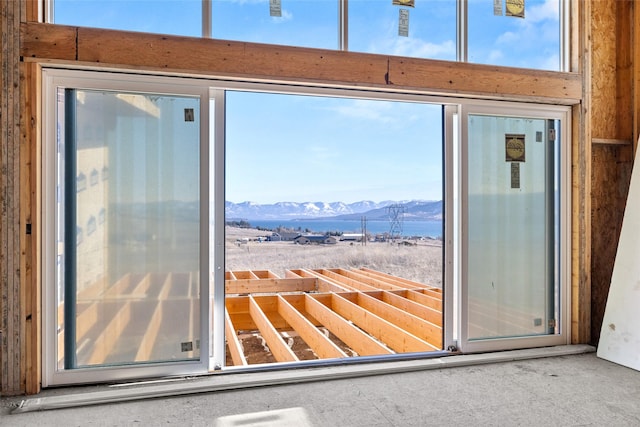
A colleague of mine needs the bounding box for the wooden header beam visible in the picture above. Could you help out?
[20,22,582,105]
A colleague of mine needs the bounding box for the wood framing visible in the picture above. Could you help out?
[20,23,581,105]
[4,0,640,396]
[1,0,24,396]
[225,268,442,364]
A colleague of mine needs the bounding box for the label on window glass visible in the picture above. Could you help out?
[506,0,525,18]
[398,9,409,37]
[270,0,282,17]
[393,0,415,7]
[511,162,521,189]
[505,134,526,162]
[493,0,503,15]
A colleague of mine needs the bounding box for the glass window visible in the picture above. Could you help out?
[212,0,338,49]
[466,115,556,339]
[50,0,565,71]
[56,88,202,368]
[53,0,202,37]
[467,0,561,70]
[348,0,456,60]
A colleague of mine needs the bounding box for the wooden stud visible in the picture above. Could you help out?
[314,269,379,292]
[224,310,247,366]
[294,269,351,293]
[225,277,317,294]
[22,59,42,395]
[304,294,392,356]
[277,295,347,360]
[249,296,297,363]
[380,291,442,327]
[358,267,436,290]
[87,302,132,365]
[134,302,163,362]
[354,292,442,349]
[328,293,436,353]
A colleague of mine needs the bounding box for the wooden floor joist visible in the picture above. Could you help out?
[224,268,444,364]
[53,267,443,368]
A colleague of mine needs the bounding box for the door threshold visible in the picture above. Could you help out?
[13,344,594,414]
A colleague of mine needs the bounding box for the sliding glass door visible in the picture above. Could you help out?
[43,71,211,385]
[458,104,570,352]
[43,70,571,386]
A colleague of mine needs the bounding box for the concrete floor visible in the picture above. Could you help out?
[2,348,640,426]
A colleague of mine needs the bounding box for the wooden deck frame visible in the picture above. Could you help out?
[224,268,443,364]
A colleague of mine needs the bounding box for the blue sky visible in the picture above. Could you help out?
[54,0,560,204]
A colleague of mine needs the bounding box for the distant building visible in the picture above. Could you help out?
[294,235,337,245]
[268,231,300,242]
[340,233,365,242]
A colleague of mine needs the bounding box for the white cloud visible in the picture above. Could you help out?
[330,100,395,124]
[496,31,518,44]
[389,38,455,59]
[487,49,504,62]
[271,10,293,24]
[526,0,560,23]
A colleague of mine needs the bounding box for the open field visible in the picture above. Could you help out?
[225,226,443,288]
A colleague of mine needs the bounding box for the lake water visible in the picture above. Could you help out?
[247,219,443,238]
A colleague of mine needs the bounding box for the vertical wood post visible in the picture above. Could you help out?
[1,0,25,395]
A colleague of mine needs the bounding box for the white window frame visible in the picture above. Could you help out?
[42,67,571,386]
[457,101,572,353]
[45,0,569,72]
[42,69,213,386]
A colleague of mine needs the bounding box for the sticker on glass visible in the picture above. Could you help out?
[270,0,282,17]
[398,9,409,37]
[506,0,524,18]
[505,134,526,162]
[393,0,415,7]
[511,162,521,189]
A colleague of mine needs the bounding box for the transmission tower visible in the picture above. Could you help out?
[387,204,406,241]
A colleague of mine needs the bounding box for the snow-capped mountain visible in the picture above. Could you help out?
[225,200,442,221]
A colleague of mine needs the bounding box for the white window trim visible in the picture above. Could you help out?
[42,67,571,386]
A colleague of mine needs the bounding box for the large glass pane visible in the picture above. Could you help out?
[53,0,202,37]
[349,0,456,60]
[468,0,561,70]
[466,114,557,340]
[56,89,201,368]
[224,92,444,366]
[212,0,338,49]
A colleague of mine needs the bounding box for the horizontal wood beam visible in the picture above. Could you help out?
[21,23,581,104]
[304,294,392,356]
[277,295,347,360]
[353,292,442,349]
[359,268,440,291]
[293,269,352,293]
[329,293,434,353]
[249,296,298,363]
[225,278,317,294]
[379,291,442,327]
[314,269,379,292]
[592,138,633,146]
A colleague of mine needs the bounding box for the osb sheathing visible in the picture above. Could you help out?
[589,1,635,345]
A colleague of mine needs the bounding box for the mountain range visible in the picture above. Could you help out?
[225,200,443,221]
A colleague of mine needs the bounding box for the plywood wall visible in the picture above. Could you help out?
[589,0,635,344]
